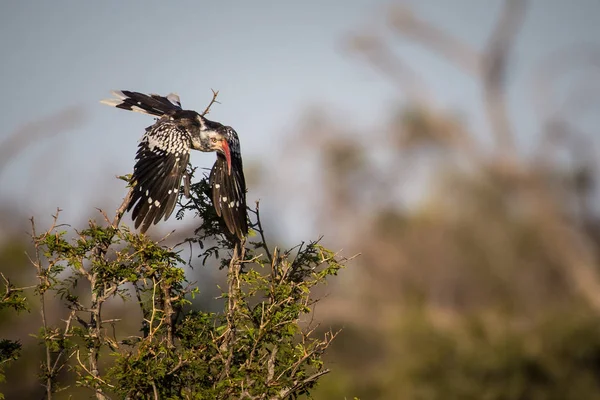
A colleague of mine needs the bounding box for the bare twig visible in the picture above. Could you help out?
[349,32,433,105]
[50,310,77,378]
[387,0,529,160]
[388,5,480,75]
[151,381,159,400]
[112,188,133,228]
[253,201,273,264]
[274,369,331,400]
[75,350,114,391]
[202,89,221,116]
[481,0,528,157]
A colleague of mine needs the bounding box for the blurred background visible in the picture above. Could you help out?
[2,0,600,398]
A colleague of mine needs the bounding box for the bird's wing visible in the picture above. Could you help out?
[127,120,191,233]
[101,90,182,117]
[209,153,248,240]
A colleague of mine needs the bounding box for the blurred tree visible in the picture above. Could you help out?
[254,1,600,399]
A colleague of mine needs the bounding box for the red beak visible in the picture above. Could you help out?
[221,139,232,175]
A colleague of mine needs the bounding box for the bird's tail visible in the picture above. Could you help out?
[101,90,182,116]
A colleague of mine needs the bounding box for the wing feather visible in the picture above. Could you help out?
[209,153,248,240]
[101,90,182,116]
[127,120,190,233]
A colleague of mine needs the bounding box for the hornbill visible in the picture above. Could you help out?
[101,90,248,240]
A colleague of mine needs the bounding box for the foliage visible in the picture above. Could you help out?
[0,271,29,399]
[0,173,348,399]
[320,308,600,400]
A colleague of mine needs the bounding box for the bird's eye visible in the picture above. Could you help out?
[211,137,218,144]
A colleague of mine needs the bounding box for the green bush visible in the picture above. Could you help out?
[0,174,349,399]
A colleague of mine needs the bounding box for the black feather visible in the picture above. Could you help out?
[209,153,248,240]
[127,121,191,233]
[115,90,182,116]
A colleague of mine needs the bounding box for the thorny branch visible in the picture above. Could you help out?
[202,89,221,116]
[27,186,135,398]
[30,214,55,400]
[275,369,332,400]
[75,189,136,399]
[251,200,273,264]
[112,188,133,228]
[218,241,246,381]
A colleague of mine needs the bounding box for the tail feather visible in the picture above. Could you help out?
[101,90,182,116]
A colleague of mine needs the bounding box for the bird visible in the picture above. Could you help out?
[101,90,248,240]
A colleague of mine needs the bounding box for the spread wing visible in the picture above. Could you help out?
[101,90,182,116]
[127,120,191,233]
[209,153,248,240]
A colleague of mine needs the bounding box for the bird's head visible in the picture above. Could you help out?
[205,129,230,174]
[193,114,241,176]
[204,126,241,176]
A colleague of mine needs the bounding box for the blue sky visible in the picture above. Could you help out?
[1,0,599,238]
